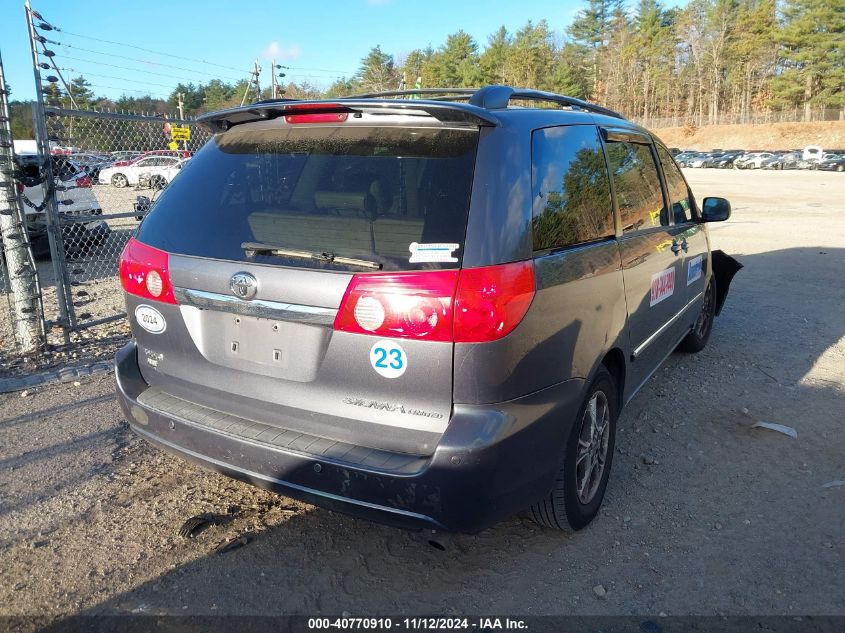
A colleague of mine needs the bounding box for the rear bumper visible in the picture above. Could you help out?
[115,341,584,533]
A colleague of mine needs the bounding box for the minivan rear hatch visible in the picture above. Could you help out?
[128,118,479,456]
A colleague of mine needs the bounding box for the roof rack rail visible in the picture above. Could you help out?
[469,85,625,119]
[346,86,625,119]
[252,98,298,105]
[346,88,478,99]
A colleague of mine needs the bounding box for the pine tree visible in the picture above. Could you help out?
[774,0,845,120]
[356,46,400,93]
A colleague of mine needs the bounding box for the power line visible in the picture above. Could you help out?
[60,54,237,85]
[55,25,357,76]
[59,69,182,91]
[47,42,245,83]
[55,28,249,75]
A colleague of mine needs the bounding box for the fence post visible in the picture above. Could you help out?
[0,49,44,355]
[25,0,75,333]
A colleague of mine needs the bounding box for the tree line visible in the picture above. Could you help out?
[329,0,843,126]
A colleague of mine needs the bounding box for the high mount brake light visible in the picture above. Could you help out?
[118,237,176,304]
[333,261,536,343]
[284,103,349,124]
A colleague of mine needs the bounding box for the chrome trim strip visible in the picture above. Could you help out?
[173,287,337,327]
[632,291,704,359]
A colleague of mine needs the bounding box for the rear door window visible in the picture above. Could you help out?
[604,141,666,233]
[138,125,479,271]
[656,145,694,223]
[531,125,614,251]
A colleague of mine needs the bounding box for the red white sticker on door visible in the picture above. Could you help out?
[650,267,676,307]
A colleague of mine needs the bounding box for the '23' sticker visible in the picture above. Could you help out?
[370,340,407,378]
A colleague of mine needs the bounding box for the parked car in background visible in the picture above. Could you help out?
[802,145,823,162]
[109,149,192,169]
[109,150,144,163]
[69,152,113,182]
[734,152,775,169]
[817,155,845,172]
[99,155,183,188]
[713,152,744,168]
[115,86,741,534]
[13,153,108,258]
[676,152,708,168]
[137,157,190,190]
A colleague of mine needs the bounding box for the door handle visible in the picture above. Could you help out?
[670,241,681,254]
[681,239,689,252]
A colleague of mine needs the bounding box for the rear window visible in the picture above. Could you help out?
[137,124,479,271]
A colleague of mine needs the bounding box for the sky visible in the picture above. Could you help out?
[0,0,683,103]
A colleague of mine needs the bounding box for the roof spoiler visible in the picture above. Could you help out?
[197,99,499,132]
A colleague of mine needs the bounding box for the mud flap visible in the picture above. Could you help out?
[711,250,742,316]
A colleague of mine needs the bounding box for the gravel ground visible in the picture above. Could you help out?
[0,170,843,621]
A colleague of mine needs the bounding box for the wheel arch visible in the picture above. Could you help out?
[599,347,626,410]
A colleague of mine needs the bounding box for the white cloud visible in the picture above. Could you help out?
[261,41,303,61]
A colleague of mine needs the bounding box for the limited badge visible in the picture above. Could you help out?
[370,339,407,378]
[135,304,166,334]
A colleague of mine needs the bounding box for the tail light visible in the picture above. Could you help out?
[334,270,458,341]
[453,261,535,342]
[75,175,92,188]
[334,261,535,343]
[118,237,176,304]
[112,160,130,167]
[16,182,24,194]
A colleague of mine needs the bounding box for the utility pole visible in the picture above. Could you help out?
[0,48,44,355]
[240,60,261,106]
[270,62,287,100]
[176,91,185,119]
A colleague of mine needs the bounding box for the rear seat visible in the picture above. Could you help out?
[248,212,374,254]
[247,187,426,259]
[372,217,424,259]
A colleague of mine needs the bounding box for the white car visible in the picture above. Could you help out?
[99,155,182,188]
[14,153,106,258]
[137,158,190,190]
[734,152,775,169]
[16,153,102,217]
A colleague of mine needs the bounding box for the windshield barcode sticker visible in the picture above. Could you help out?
[409,242,459,263]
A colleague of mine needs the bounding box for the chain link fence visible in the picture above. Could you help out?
[39,106,212,330]
[636,106,845,132]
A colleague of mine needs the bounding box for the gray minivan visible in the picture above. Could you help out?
[115,86,740,533]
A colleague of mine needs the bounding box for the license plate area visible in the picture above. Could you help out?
[180,306,331,382]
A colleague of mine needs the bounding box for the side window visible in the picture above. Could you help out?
[605,141,666,234]
[656,145,693,223]
[531,125,614,251]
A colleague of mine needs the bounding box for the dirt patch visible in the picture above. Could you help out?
[653,120,845,151]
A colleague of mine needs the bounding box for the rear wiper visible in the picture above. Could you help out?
[241,242,382,270]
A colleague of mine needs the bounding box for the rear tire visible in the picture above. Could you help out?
[678,277,716,353]
[112,173,128,188]
[529,367,618,531]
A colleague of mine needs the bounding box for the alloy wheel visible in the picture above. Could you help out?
[575,390,610,505]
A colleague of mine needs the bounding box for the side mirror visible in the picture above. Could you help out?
[701,197,731,222]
